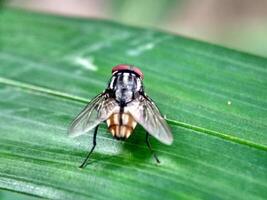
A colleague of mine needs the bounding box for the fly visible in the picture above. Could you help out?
[69,64,173,168]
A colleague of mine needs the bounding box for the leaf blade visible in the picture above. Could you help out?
[0,9,267,200]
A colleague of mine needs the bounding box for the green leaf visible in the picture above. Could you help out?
[0,9,267,200]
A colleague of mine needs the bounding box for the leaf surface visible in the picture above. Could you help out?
[0,9,267,200]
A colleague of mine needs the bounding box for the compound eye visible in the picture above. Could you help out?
[132,67,144,79]
[112,64,130,73]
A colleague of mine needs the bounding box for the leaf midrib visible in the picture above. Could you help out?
[1,76,266,152]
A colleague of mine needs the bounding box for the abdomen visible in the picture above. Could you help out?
[106,112,137,140]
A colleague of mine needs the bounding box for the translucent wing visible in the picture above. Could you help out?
[69,92,118,137]
[126,94,173,145]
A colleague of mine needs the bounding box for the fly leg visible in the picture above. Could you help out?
[79,125,99,168]
[145,132,160,163]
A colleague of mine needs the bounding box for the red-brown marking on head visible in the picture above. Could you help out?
[111,64,144,79]
[112,64,130,73]
[132,67,144,79]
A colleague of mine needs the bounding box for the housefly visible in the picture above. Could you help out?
[69,64,173,168]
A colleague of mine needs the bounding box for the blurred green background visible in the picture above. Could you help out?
[4,0,267,58]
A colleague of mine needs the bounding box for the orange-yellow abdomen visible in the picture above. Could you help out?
[106,113,137,139]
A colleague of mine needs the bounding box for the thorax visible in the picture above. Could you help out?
[108,71,142,104]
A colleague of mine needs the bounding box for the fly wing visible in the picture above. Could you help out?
[127,94,173,145]
[69,92,118,137]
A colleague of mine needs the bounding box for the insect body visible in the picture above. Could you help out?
[69,64,173,168]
